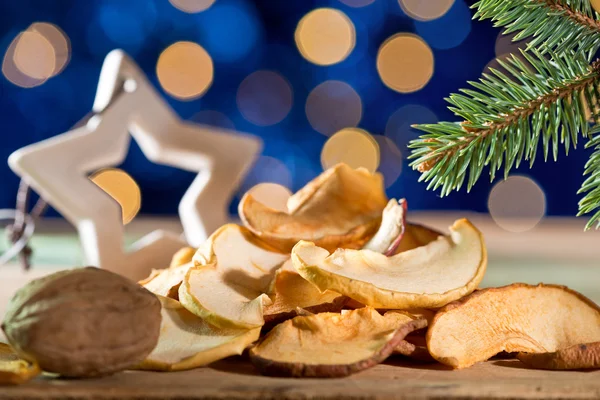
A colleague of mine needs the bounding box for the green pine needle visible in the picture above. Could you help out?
[578,125,600,230]
[473,0,600,59]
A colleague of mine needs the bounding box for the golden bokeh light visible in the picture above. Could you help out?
[13,30,55,80]
[237,70,293,126]
[592,0,600,13]
[321,127,380,172]
[157,41,214,101]
[373,135,403,188]
[29,22,70,76]
[169,0,216,13]
[495,31,525,58]
[90,168,142,225]
[399,0,454,21]
[2,32,48,88]
[247,183,293,212]
[377,33,434,93]
[295,8,356,66]
[306,80,362,136]
[338,0,376,7]
[488,175,546,233]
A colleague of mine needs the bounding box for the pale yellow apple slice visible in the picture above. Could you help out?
[239,163,388,252]
[427,284,600,369]
[292,218,487,309]
[0,343,40,385]
[249,307,427,377]
[179,224,289,329]
[136,296,260,372]
[138,247,197,299]
[363,199,407,255]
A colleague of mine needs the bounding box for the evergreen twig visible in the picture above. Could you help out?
[578,126,600,229]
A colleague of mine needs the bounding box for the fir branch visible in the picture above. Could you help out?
[409,50,600,198]
[473,0,600,58]
[578,126,600,230]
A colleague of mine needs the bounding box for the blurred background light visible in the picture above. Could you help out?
[89,168,142,225]
[385,104,437,152]
[414,0,471,50]
[169,0,216,13]
[592,0,600,13]
[338,0,376,8]
[321,127,380,172]
[240,156,293,195]
[488,175,547,233]
[295,8,356,66]
[28,23,70,77]
[156,41,214,101]
[399,0,454,21]
[3,32,46,88]
[246,183,292,212]
[373,135,403,188]
[11,31,54,82]
[237,70,293,126]
[377,33,434,93]
[306,80,362,136]
[191,110,236,131]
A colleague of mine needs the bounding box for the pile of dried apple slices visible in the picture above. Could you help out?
[134,163,600,378]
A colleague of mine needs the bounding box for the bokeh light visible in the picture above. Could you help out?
[156,41,213,101]
[28,23,70,77]
[306,80,362,136]
[321,127,380,172]
[169,0,216,13]
[338,0,376,7]
[237,70,293,126]
[373,135,403,188]
[495,31,526,57]
[377,33,434,93]
[240,156,294,195]
[191,110,236,131]
[90,168,142,225]
[488,175,547,233]
[414,0,471,50]
[592,0,600,13]
[399,0,454,21]
[295,8,356,66]
[385,104,437,152]
[246,183,292,212]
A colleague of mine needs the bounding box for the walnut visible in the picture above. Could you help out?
[1,267,161,378]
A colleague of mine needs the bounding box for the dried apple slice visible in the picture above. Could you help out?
[139,262,192,299]
[179,224,288,329]
[249,307,426,377]
[517,342,600,370]
[385,310,435,362]
[292,218,487,309]
[136,296,260,371]
[168,247,196,268]
[0,343,40,385]
[427,284,600,369]
[363,199,407,255]
[395,223,443,254]
[239,163,388,252]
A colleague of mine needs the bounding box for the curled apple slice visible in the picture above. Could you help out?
[249,307,426,378]
[139,247,197,299]
[385,310,435,362]
[179,224,288,329]
[0,343,40,385]
[292,219,487,309]
[517,342,600,370]
[137,296,260,372]
[363,199,407,255]
[239,163,388,252]
[427,284,600,369]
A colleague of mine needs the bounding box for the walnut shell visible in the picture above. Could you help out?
[1,267,161,378]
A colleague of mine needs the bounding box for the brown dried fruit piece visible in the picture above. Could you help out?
[385,310,436,362]
[293,219,487,309]
[179,224,288,329]
[139,247,197,299]
[249,307,426,378]
[517,342,600,370]
[427,284,600,369]
[2,267,162,377]
[239,163,388,252]
[0,343,40,385]
[136,296,260,371]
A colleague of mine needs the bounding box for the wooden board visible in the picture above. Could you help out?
[2,358,600,400]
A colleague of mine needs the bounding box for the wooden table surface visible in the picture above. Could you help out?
[2,214,600,399]
[2,358,600,400]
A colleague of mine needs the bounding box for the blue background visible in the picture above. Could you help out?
[0,0,589,218]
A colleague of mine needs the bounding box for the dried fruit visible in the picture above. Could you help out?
[179,224,288,329]
[2,267,162,377]
[363,199,407,255]
[385,310,435,362]
[292,219,487,309]
[139,247,197,299]
[517,342,600,370]
[249,307,426,377]
[239,163,388,252]
[263,260,346,330]
[395,223,442,254]
[137,296,260,371]
[169,247,196,268]
[0,343,40,385]
[427,284,600,369]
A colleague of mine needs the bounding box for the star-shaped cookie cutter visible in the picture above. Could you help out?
[7,49,262,281]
